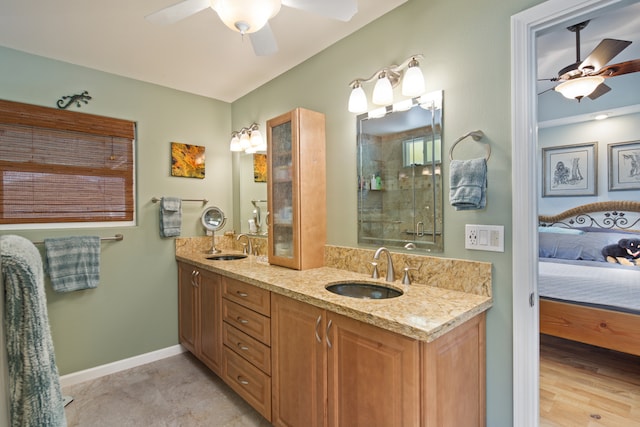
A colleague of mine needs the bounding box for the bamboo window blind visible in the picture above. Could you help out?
[0,99,135,224]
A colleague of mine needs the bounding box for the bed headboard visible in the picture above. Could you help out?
[539,201,640,232]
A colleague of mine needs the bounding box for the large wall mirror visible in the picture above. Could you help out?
[357,90,443,252]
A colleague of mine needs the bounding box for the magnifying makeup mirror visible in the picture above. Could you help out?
[201,206,227,254]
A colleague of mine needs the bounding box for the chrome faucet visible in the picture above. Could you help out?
[236,233,252,255]
[373,247,395,282]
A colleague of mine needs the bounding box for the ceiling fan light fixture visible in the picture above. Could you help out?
[213,0,281,35]
[555,75,604,100]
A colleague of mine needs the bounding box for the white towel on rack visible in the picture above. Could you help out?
[449,158,487,210]
[160,197,182,237]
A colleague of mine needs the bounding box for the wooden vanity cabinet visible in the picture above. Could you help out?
[271,293,486,427]
[267,107,326,270]
[177,262,222,375]
[221,276,272,420]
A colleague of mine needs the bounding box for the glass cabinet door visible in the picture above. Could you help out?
[268,118,295,262]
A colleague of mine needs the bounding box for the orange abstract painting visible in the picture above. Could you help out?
[171,142,205,179]
[254,154,267,182]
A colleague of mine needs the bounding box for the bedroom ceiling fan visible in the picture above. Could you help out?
[145,0,357,56]
[541,20,640,101]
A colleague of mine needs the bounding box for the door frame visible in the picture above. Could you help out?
[510,0,631,425]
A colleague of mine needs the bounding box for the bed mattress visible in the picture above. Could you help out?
[538,258,640,313]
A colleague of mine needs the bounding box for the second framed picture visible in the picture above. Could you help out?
[542,142,597,197]
[608,140,640,191]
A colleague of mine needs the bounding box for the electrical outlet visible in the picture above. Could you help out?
[465,224,504,252]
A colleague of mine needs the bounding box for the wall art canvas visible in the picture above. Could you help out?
[171,142,205,179]
[608,140,640,191]
[542,142,597,197]
[253,153,267,182]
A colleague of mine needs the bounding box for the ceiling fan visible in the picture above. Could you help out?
[145,0,357,56]
[541,20,640,101]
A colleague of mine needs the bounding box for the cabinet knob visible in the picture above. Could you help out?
[236,291,249,297]
[236,316,249,325]
[237,376,249,386]
[237,342,249,351]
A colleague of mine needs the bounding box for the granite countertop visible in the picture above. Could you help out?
[176,250,492,342]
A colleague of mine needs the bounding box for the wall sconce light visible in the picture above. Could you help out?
[348,54,425,114]
[554,75,604,101]
[229,123,266,153]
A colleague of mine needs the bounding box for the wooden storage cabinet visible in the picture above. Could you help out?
[271,293,486,427]
[267,108,326,270]
[221,276,272,420]
[177,262,222,375]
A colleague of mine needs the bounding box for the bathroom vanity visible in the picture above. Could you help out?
[176,239,491,426]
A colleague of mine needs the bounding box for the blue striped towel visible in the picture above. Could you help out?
[160,197,182,238]
[44,236,100,292]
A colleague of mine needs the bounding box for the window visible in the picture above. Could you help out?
[402,136,441,167]
[0,99,135,225]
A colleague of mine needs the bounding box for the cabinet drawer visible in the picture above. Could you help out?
[223,299,271,345]
[223,277,271,316]
[223,347,272,421]
[223,323,271,375]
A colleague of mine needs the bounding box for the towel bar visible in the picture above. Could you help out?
[32,234,124,245]
[151,197,208,204]
[449,130,490,161]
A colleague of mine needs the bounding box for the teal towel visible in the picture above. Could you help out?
[44,236,100,292]
[449,158,487,210]
[160,197,182,238]
[1,235,67,427]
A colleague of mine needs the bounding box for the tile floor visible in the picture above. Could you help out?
[62,352,271,427]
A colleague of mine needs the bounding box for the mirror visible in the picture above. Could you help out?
[201,206,227,253]
[357,90,443,252]
[238,153,268,237]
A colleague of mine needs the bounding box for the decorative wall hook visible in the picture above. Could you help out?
[57,91,92,109]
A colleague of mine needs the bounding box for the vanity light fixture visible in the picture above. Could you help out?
[348,54,425,114]
[229,123,266,153]
[554,75,604,101]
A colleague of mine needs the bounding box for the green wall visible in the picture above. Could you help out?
[0,45,233,373]
[232,0,543,424]
[0,0,548,425]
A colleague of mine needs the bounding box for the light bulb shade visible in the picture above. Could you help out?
[249,129,263,147]
[402,64,425,97]
[554,76,604,99]
[372,75,394,106]
[348,85,367,113]
[229,135,242,152]
[239,132,251,150]
[212,0,281,34]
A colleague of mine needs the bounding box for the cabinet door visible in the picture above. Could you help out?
[326,312,420,427]
[271,294,326,427]
[267,111,297,269]
[177,262,198,354]
[199,269,222,375]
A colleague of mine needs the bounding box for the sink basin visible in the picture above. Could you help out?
[206,254,248,261]
[325,282,403,299]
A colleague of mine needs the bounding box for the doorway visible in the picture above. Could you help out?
[510,0,636,425]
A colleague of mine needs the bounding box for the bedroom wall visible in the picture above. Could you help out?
[538,110,640,214]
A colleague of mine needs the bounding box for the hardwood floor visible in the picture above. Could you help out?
[540,334,640,426]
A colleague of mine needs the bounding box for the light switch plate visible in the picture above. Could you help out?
[465,224,504,252]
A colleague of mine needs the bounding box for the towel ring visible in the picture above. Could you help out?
[449,130,490,161]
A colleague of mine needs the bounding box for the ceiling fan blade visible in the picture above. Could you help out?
[145,0,212,25]
[282,0,357,21]
[597,59,640,77]
[587,83,611,100]
[249,23,279,56]
[579,38,632,72]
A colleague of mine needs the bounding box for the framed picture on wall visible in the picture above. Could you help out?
[542,142,597,197]
[608,140,640,191]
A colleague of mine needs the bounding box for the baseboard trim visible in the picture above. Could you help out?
[59,345,186,388]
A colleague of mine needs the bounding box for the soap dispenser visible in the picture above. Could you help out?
[370,174,377,190]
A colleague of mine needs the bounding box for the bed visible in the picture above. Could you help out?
[538,201,640,356]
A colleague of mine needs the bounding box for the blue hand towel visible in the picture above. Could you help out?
[449,158,487,210]
[1,235,67,426]
[160,197,182,238]
[44,236,100,292]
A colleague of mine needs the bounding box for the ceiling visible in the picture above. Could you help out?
[0,0,407,103]
[536,1,640,110]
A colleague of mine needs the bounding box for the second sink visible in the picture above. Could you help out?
[206,254,248,261]
[325,282,403,300]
